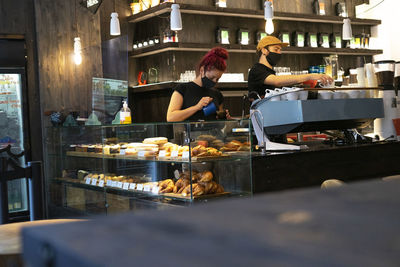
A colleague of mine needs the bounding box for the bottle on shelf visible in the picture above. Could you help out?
[120,100,132,124]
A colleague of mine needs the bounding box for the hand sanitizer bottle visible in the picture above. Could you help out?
[120,100,131,124]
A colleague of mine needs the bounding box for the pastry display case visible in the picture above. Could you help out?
[45,120,252,217]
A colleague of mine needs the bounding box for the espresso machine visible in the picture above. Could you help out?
[373,60,398,140]
[251,89,384,151]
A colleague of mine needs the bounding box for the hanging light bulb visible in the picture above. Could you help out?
[342,18,352,40]
[110,12,121,36]
[73,37,82,65]
[265,19,274,35]
[170,4,182,31]
[264,1,274,35]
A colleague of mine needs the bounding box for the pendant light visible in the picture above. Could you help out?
[73,0,82,65]
[170,4,182,31]
[264,1,274,35]
[74,37,82,65]
[110,0,121,36]
[342,18,352,40]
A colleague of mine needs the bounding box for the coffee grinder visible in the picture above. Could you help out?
[373,60,397,140]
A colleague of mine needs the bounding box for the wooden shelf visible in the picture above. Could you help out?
[128,3,381,26]
[129,42,383,58]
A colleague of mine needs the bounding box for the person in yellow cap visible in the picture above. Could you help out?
[248,36,333,99]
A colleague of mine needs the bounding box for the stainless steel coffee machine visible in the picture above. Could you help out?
[251,89,384,151]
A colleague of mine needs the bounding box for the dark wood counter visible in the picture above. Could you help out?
[252,141,400,193]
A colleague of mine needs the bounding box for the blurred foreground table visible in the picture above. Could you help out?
[0,219,83,267]
[23,179,400,267]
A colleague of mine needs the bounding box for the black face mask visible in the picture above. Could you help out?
[266,51,282,66]
[201,75,216,89]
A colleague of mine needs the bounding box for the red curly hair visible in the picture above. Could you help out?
[197,47,229,73]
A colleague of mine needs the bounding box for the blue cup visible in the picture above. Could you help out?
[203,102,217,116]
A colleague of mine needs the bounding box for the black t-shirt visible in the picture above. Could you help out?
[174,82,223,121]
[248,63,276,97]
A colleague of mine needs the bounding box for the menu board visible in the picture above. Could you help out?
[92,77,128,124]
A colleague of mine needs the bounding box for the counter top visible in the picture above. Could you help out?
[252,141,400,193]
[130,81,381,94]
[130,81,248,93]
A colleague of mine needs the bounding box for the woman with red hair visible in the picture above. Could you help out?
[167,47,231,122]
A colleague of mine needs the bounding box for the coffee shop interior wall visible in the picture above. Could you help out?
[131,0,374,84]
[356,0,400,60]
[1,0,373,115]
[2,0,374,117]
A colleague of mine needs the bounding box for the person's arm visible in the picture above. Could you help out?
[167,91,212,122]
[265,73,333,87]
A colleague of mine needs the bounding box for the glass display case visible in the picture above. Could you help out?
[45,120,252,218]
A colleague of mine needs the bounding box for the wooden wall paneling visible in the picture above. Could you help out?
[131,90,172,122]
[34,0,103,115]
[0,0,27,34]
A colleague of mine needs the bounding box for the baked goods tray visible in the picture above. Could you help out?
[54,178,230,200]
[162,192,230,200]
[66,151,231,162]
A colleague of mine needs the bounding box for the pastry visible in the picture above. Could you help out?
[173,178,190,193]
[159,179,174,193]
[103,145,111,154]
[199,171,213,182]
[125,148,138,156]
[110,145,120,154]
[94,144,103,153]
[143,137,168,145]
[181,183,205,197]
[199,182,214,194]
[216,184,224,193]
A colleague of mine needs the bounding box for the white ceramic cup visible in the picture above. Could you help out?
[318,91,333,99]
[333,91,345,99]
[346,90,360,99]
[298,90,309,100]
[265,89,280,101]
[275,88,287,100]
[286,89,299,101]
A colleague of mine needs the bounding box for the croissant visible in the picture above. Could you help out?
[160,183,174,193]
[209,181,219,194]
[192,183,205,196]
[173,178,190,193]
[215,184,224,193]
[181,184,191,196]
[199,171,213,183]
[199,182,213,194]
[182,183,205,196]
[159,179,174,193]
